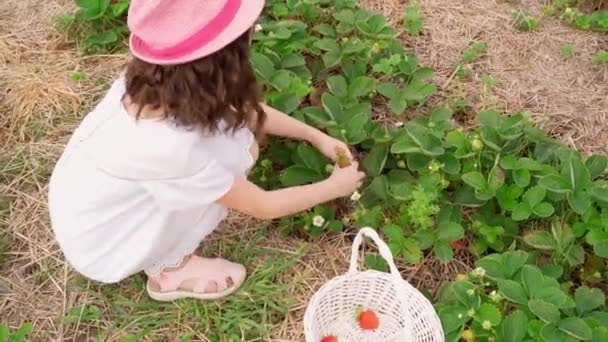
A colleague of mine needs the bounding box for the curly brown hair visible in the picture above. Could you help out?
[124,30,265,133]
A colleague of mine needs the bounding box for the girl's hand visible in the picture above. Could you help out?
[312,133,353,164]
[327,162,366,198]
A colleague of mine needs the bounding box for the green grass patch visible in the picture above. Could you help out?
[61,232,304,341]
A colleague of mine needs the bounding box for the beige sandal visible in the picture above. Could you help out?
[146,256,246,301]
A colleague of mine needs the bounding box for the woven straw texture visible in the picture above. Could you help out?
[304,228,444,342]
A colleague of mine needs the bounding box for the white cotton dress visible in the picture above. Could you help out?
[48,76,256,283]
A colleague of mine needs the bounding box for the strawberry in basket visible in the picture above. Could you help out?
[355,306,380,330]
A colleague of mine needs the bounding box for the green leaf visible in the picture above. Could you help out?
[480,126,502,151]
[439,305,470,334]
[528,299,561,323]
[301,107,335,128]
[281,54,307,68]
[434,240,454,263]
[592,327,608,342]
[251,53,275,80]
[477,303,501,326]
[364,253,389,272]
[321,93,341,120]
[524,231,556,250]
[452,280,479,307]
[533,202,555,218]
[413,229,436,250]
[568,189,592,214]
[586,155,608,178]
[77,0,110,19]
[296,144,328,172]
[496,184,523,211]
[590,185,608,203]
[512,202,532,221]
[575,287,606,316]
[594,241,608,258]
[406,153,431,171]
[500,155,518,170]
[438,221,464,241]
[541,323,579,342]
[110,1,128,17]
[314,38,340,52]
[349,76,376,98]
[539,175,572,194]
[488,166,506,191]
[462,172,487,190]
[513,169,531,187]
[280,166,323,186]
[567,244,585,267]
[413,67,434,82]
[498,279,528,304]
[438,154,461,175]
[521,265,545,298]
[404,122,444,156]
[400,238,423,264]
[363,143,389,177]
[382,224,404,242]
[478,109,501,128]
[313,23,336,36]
[322,49,342,68]
[391,137,421,154]
[272,93,301,114]
[523,186,546,207]
[326,75,348,98]
[563,154,591,191]
[0,325,7,342]
[377,82,399,98]
[503,250,529,278]
[501,310,529,342]
[559,317,593,340]
[388,96,408,115]
[446,130,468,149]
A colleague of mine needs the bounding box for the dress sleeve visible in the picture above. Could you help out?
[140,159,234,211]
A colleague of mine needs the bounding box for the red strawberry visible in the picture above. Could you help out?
[335,147,351,168]
[357,308,380,330]
[321,336,337,342]
[451,239,467,250]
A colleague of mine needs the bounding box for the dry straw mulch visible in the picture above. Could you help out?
[364,0,608,154]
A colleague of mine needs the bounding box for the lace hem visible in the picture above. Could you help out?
[144,239,202,276]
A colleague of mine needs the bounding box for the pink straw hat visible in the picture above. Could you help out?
[128,0,265,65]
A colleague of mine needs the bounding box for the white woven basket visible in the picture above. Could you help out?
[304,228,444,342]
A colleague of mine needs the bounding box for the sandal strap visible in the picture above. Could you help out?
[156,257,244,294]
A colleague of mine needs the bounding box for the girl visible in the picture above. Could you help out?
[48,0,365,301]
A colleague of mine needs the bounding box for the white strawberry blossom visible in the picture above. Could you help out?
[312,215,325,227]
[350,191,362,201]
[482,320,492,330]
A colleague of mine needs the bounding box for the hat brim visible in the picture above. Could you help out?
[130,0,265,65]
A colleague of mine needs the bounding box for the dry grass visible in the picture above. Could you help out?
[362,0,608,154]
[1,0,607,341]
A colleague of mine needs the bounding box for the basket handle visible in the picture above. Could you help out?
[348,227,402,280]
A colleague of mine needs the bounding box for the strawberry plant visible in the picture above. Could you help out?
[403,2,423,36]
[437,251,608,342]
[547,0,608,32]
[61,0,130,53]
[0,322,32,342]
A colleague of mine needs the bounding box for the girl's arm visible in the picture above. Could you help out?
[256,104,354,160]
[217,162,364,220]
[257,104,322,142]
